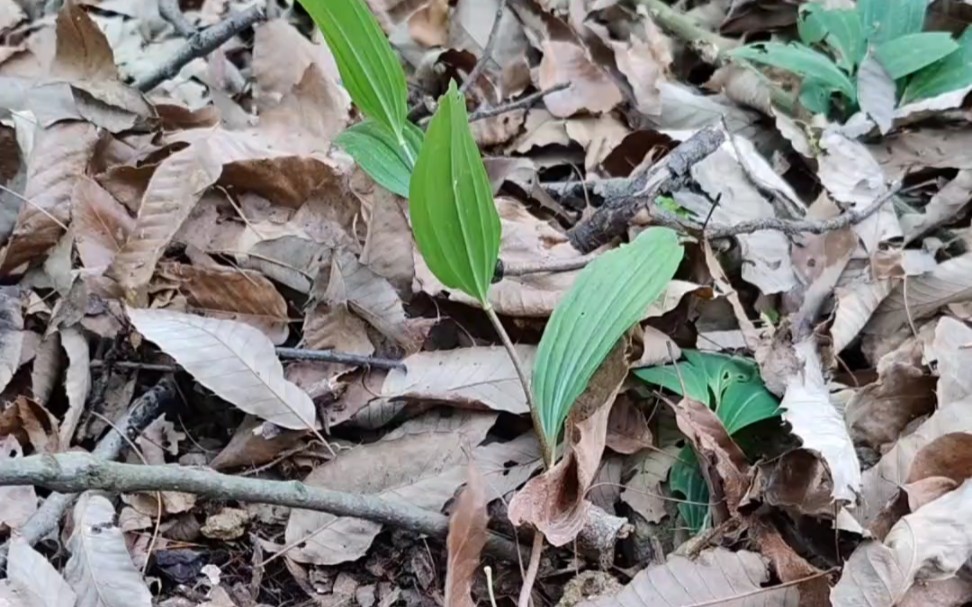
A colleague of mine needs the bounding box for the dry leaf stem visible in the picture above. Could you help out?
[459,0,508,95]
[0,453,524,562]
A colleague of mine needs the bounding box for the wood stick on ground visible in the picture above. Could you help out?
[274,347,405,370]
[0,454,525,563]
[0,377,177,573]
[459,0,507,95]
[468,83,571,122]
[158,0,197,37]
[135,6,265,92]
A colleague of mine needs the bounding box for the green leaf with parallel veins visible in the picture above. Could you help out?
[815,8,867,71]
[409,80,500,303]
[299,0,409,136]
[533,227,683,446]
[731,43,857,102]
[336,120,423,197]
[858,0,927,44]
[902,28,972,103]
[799,78,839,114]
[669,447,709,533]
[719,380,781,435]
[634,363,710,405]
[875,32,958,79]
[798,5,827,45]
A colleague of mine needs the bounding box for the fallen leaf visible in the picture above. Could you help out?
[620,444,678,524]
[251,19,341,108]
[360,188,413,294]
[3,536,76,607]
[907,433,972,487]
[898,573,972,607]
[857,54,896,134]
[833,479,972,607]
[831,276,893,353]
[65,492,153,607]
[0,286,24,394]
[538,38,622,118]
[0,435,36,531]
[605,395,651,455]
[302,303,374,356]
[921,316,972,405]
[127,307,317,431]
[444,464,488,607]
[0,0,24,33]
[577,548,799,607]
[900,170,972,242]
[72,176,135,272]
[58,327,90,447]
[30,334,62,406]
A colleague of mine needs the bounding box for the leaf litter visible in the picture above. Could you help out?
[4,0,972,605]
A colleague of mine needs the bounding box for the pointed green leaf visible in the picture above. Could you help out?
[798,5,827,45]
[532,227,683,445]
[731,43,857,102]
[669,447,709,533]
[875,32,958,79]
[902,28,972,103]
[633,364,710,404]
[409,80,500,303]
[858,0,928,44]
[299,0,409,135]
[799,78,839,114]
[336,120,423,197]
[815,8,867,71]
[718,381,780,435]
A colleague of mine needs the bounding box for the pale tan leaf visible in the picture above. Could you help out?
[158,262,290,344]
[258,64,349,153]
[302,303,373,356]
[5,536,76,607]
[108,145,222,291]
[285,412,496,565]
[563,115,630,172]
[0,436,36,530]
[923,316,972,406]
[538,39,622,118]
[620,444,679,524]
[65,493,152,607]
[857,54,895,135]
[0,122,98,275]
[832,278,893,353]
[833,480,972,607]
[51,4,115,81]
[360,188,413,293]
[59,327,90,446]
[605,396,651,455]
[251,19,342,110]
[72,176,134,272]
[0,286,24,394]
[381,346,536,415]
[445,464,488,607]
[578,548,799,607]
[126,307,316,431]
[30,334,62,406]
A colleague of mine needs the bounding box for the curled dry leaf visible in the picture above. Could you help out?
[58,327,91,447]
[620,444,679,524]
[0,435,36,531]
[2,536,76,607]
[445,464,489,607]
[0,285,24,394]
[538,38,622,118]
[302,303,374,356]
[833,480,972,607]
[605,396,651,455]
[252,19,341,108]
[360,188,414,294]
[65,492,152,607]
[127,307,316,431]
[577,548,799,607]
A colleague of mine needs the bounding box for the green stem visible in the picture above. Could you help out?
[482,302,554,468]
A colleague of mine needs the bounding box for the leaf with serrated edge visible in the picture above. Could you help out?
[533,227,682,446]
[126,307,316,430]
[6,536,76,607]
[65,493,152,607]
[409,80,501,303]
[298,0,408,135]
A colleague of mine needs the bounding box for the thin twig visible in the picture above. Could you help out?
[158,0,197,37]
[275,347,405,370]
[135,6,265,92]
[517,532,544,607]
[469,83,570,122]
[459,0,507,95]
[0,453,525,563]
[495,255,595,279]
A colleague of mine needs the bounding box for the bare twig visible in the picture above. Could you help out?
[158,0,197,37]
[459,0,508,95]
[275,347,405,370]
[0,453,525,563]
[135,6,265,92]
[517,532,544,607]
[494,255,595,279]
[469,83,570,122]
[0,378,177,573]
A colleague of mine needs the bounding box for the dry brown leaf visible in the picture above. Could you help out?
[833,480,972,607]
[72,176,135,272]
[831,276,893,353]
[620,444,678,524]
[868,129,972,181]
[127,307,317,431]
[58,327,90,447]
[538,38,622,118]
[605,396,651,455]
[158,262,290,344]
[258,64,349,153]
[302,303,374,356]
[444,464,488,607]
[285,411,497,565]
[0,435,36,531]
[907,433,972,487]
[381,346,536,415]
[508,343,627,546]
[209,416,306,471]
[577,548,799,607]
[408,0,449,47]
[564,115,630,172]
[2,536,76,607]
[0,122,98,275]
[360,188,413,294]
[30,334,62,407]
[252,19,341,108]
[750,519,829,606]
[108,145,222,292]
[0,286,24,394]
[0,396,59,454]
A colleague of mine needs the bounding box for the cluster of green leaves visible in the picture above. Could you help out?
[634,351,780,531]
[301,0,686,459]
[730,0,972,116]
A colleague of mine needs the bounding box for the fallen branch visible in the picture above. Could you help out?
[494,255,595,280]
[0,378,177,573]
[0,453,524,563]
[469,83,571,122]
[135,6,265,92]
[459,0,507,95]
[275,347,404,369]
[158,0,197,38]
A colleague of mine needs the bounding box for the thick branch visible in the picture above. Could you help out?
[0,454,522,562]
[135,6,265,92]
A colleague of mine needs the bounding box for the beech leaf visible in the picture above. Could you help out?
[445,464,489,607]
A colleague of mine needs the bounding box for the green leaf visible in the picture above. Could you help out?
[669,447,709,533]
[799,78,839,114]
[798,5,827,45]
[409,80,500,303]
[633,363,710,404]
[902,28,972,103]
[858,0,927,44]
[299,0,409,135]
[719,381,781,435]
[533,228,683,446]
[875,32,959,79]
[815,8,867,71]
[336,120,423,197]
[731,43,857,102]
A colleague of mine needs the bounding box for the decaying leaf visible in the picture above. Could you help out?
[538,38,621,118]
[72,176,135,273]
[3,536,76,607]
[444,464,489,607]
[866,254,972,336]
[0,435,36,531]
[58,327,90,446]
[0,286,24,394]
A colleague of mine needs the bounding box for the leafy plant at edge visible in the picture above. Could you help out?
[729,0,972,117]
[634,351,781,531]
[301,0,686,467]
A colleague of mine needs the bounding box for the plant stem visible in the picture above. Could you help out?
[517,532,544,607]
[482,302,552,468]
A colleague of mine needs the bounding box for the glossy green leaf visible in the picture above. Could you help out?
[409,80,500,303]
[902,28,972,103]
[799,78,839,114]
[875,33,958,79]
[633,363,709,404]
[299,0,409,136]
[797,5,827,45]
[532,227,683,446]
[336,120,423,197]
[858,0,927,44]
[719,381,780,435]
[669,447,709,533]
[815,8,867,71]
[731,43,857,102]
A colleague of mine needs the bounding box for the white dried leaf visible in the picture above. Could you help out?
[59,328,91,446]
[857,53,896,135]
[5,537,76,607]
